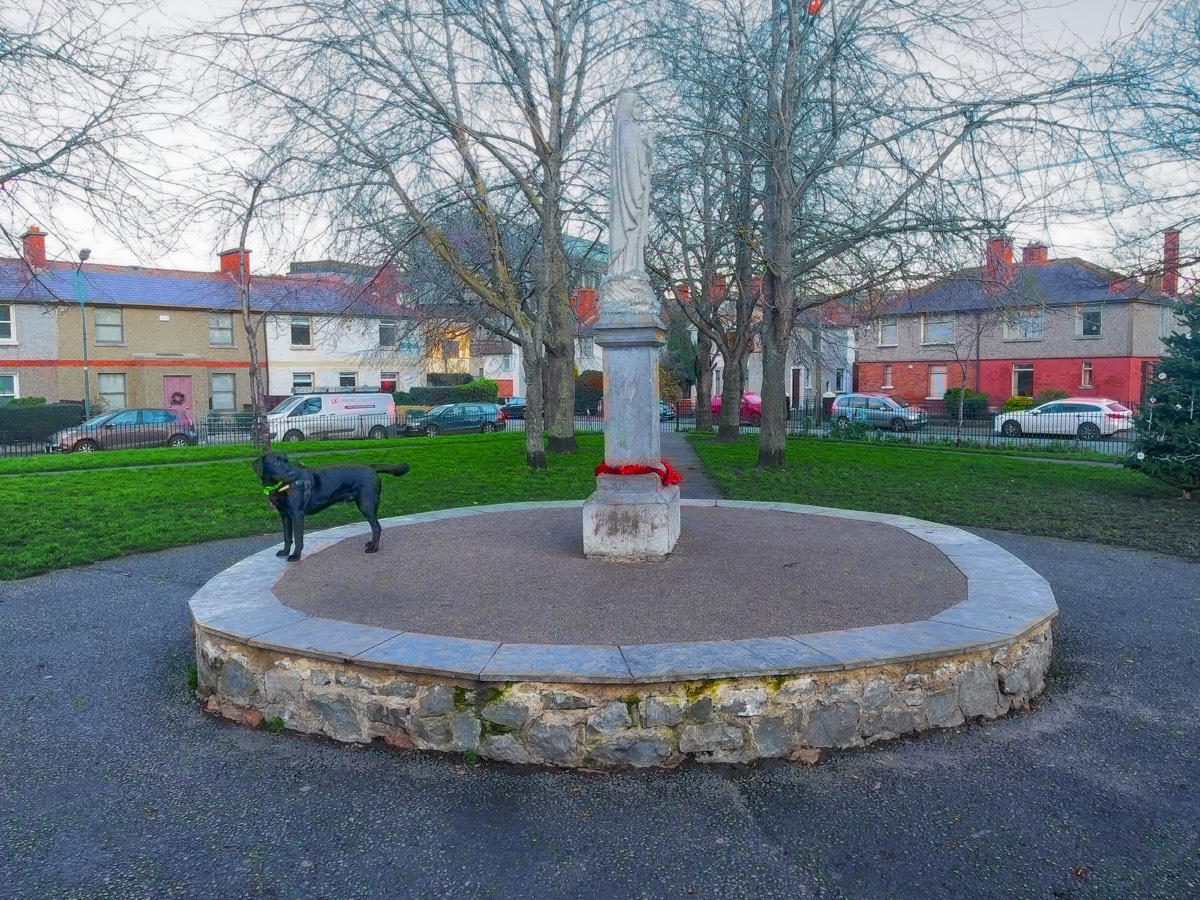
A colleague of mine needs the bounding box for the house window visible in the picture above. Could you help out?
[1004,308,1044,340]
[878,317,897,346]
[292,372,314,392]
[398,334,420,353]
[209,312,235,347]
[0,304,12,341]
[441,339,460,359]
[94,308,124,344]
[379,319,398,348]
[0,373,15,403]
[1077,306,1103,338]
[835,369,845,392]
[1081,361,1093,388]
[922,314,954,345]
[98,373,127,409]
[928,365,948,399]
[805,367,813,390]
[339,372,358,388]
[290,316,312,347]
[882,365,893,389]
[577,336,595,359]
[1013,364,1034,397]
[211,373,236,410]
[380,372,398,392]
[713,368,723,396]
[1161,305,1173,339]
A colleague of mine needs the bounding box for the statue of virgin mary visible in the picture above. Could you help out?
[607,91,652,281]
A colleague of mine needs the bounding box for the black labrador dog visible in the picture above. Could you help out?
[252,451,410,562]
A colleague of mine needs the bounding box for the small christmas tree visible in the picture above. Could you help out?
[1127,296,1200,499]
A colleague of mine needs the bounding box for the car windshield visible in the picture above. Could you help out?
[890,397,911,408]
[268,397,302,415]
[78,412,116,427]
[1107,402,1131,412]
[425,405,453,417]
[507,398,524,405]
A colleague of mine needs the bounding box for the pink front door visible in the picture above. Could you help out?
[163,375,194,421]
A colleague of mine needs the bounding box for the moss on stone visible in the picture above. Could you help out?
[480,721,512,738]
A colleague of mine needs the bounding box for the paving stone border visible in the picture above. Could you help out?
[190,500,1057,769]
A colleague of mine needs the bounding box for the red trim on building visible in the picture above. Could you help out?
[0,359,260,369]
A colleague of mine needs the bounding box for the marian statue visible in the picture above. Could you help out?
[603,91,655,314]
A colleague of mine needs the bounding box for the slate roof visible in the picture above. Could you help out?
[0,259,405,317]
[884,258,1166,315]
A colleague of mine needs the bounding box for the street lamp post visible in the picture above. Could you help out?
[72,249,92,418]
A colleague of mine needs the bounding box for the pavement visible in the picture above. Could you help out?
[3,528,1199,898]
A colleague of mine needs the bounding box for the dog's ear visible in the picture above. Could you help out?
[251,456,264,478]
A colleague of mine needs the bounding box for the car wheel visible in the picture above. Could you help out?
[481,422,496,434]
[283,429,304,442]
[73,439,99,453]
[1000,420,1022,438]
[834,416,850,430]
[167,434,191,448]
[1077,421,1101,441]
[890,417,907,433]
[368,425,387,440]
[424,424,439,437]
[748,412,762,426]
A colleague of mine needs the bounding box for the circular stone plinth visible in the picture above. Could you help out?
[190,500,1058,769]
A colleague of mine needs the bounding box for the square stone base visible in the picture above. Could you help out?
[582,474,680,561]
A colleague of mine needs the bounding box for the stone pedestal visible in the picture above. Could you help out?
[582,311,681,561]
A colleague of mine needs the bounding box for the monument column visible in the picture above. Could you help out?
[582,92,681,561]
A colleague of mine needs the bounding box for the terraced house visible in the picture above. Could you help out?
[855,234,1186,409]
[0,229,428,417]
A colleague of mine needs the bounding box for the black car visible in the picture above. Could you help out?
[499,397,526,420]
[400,403,505,437]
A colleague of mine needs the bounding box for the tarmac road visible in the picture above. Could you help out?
[1,529,1197,900]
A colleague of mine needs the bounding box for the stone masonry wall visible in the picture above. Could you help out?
[195,623,1054,770]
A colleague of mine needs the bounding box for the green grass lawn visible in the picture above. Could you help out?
[690,434,1200,559]
[2,433,604,580]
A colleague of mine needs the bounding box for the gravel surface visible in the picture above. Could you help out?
[274,507,965,643]
[2,530,1198,899]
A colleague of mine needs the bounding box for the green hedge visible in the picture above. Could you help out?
[1002,396,1035,412]
[575,370,603,414]
[406,378,500,406]
[942,388,991,418]
[0,403,86,441]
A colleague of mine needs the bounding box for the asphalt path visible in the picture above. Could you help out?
[2,529,1197,900]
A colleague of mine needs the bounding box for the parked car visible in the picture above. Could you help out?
[499,397,526,420]
[710,392,763,425]
[994,398,1133,440]
[46,408,197,453]
[659,399,677,421]
[401,403,505,437]
[266,392,396,442]
[830,393,928,432]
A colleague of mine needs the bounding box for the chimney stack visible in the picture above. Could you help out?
[21,226,47,270]
[1163,230,1180,296]
[1021,243,1048,267]
[218,247,252,279]
[984,236,1014,294]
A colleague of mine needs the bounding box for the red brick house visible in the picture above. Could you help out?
[854,234,1186,409]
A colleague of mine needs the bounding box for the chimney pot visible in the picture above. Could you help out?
[1022,243,1048,267]
[984,236,1014,294]
[1163,230,1180,296]
[218,247,252,278]
[21,226,48,270]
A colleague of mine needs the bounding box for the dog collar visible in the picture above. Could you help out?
[262,481,289,495]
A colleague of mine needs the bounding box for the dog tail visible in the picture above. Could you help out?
[371,463,410,478]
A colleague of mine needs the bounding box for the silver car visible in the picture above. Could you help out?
[830,393,928,432]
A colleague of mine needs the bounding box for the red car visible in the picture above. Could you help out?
[711,392,763,425]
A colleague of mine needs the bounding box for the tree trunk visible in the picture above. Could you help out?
[539,177,578,455]
[758,315,789,467]
[520,335,547,469]
[695,336,714,432]
[716,361,743,441]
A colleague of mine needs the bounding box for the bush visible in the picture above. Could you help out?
[7,396,47,407]
[426,372,472,388]
[575,369,603,414]
[942,388,991,419]
[1002,396,1035,412]
[0,403,86,442]
[408,378,499,406]
[1033,388,1069,406]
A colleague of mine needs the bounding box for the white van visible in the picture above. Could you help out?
[266,392,397,442]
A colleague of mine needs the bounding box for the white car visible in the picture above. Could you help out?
[994,398,1134,441]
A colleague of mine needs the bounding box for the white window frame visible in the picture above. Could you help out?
[0,304,13,343]
[339,371,358,388]
[211,373,237,410]
[380,371,398,392]
[1003,308,1045,341]
[292,371,314,392]
[928,365,948,399]
[290,315,313,348]
[1012,363,1034,397]
[97,372,127,409]
[877,317,898,347]
[882,365,893,389]
[0,372,17,402]
[1076,305,1103,338]
[378,318,398,349]
[1080,361,1093,389]
[94,308,124,345]
[922,314,954,345]
[835,369,845,392]
[209,312,235,347]
[1160,305,1173,339]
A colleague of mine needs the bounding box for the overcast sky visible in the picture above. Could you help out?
[44,0,1172,272]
